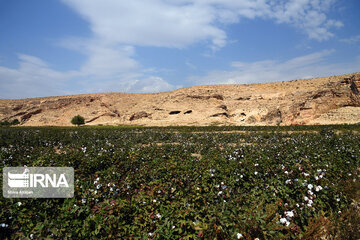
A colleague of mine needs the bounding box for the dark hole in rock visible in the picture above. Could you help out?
[130,111,150,121]
[218,105,227,111]
[236,96,251,100]
[169,111,181,115]
[210,112,229,118]
[211,94,224,100]
[184,110,192,114]
[12,105,23,111]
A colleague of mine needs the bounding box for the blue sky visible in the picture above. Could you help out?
[0,0,359,99]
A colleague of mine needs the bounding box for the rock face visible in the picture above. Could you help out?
[1,73,360,126]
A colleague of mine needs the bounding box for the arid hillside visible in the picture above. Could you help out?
[1,73,360,126]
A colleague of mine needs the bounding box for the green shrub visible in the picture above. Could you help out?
[71,115,85,126]
[0,119,19,126]
[11,119,20,125]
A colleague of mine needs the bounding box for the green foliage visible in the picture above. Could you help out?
[0,125,359,239]
[10,119,20,125]
[71,115,85,126]
[0,119,19,127]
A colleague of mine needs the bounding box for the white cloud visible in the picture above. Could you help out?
[61,0,226,49]
[131,76,182,93]
[61,0,342,49]
[189,50,360,85]
[0,55,79,98]
[0,54,179,99]
[17,54,49,67]
[80,43,138,77]
[340,35,360,44]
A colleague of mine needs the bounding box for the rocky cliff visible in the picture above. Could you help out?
[1,73,360,126]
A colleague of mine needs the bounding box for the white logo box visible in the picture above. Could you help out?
[3,167,74,198]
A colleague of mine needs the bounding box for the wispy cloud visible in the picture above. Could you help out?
[186,61,197,70]
[188,50,359,85]
[340,35,360,44]
[0,53,179,99]
[0,54,79,98]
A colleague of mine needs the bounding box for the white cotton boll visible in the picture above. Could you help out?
[304,196,309,201]
[237,233,243,239]
[280,218,290,226]
[280,218,287,224]
[156,213,161,218]
[285,211,294,219]
[307,184,313,190]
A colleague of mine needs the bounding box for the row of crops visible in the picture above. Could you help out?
[0,126,359,239]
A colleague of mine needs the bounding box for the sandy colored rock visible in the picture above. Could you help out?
[1,73,360,126]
